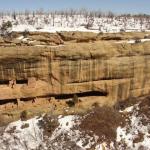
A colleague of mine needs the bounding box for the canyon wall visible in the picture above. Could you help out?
[0,40,150,108]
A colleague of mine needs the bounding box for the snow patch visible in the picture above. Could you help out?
[117,105,150,150]
[0,117,43,150]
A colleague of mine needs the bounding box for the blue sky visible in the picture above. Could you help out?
[0,0,150,14]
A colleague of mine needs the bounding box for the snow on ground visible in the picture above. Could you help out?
[12,25,100,33]
[116,104,150,150]
[0,100,150,150]
[128,39,150,44]
[0,14,150,33]
[43,115,98,150]
[116,39,150,44]
[0,116,43,150]
[50,115,78,140]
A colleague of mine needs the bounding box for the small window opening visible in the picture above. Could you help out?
[0,99,17,105]
[16,79,28,84]
[0,80,9,85]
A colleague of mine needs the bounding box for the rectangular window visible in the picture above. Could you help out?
[0,80,9,85]
[16,80,28,84]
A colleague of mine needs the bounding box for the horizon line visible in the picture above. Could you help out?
[0,8,150,15]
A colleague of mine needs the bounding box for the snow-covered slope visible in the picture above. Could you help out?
[0,98,150,150]
[0,117,43,150]
[0,13,150,33]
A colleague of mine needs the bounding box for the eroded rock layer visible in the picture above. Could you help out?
[0,39,150,109]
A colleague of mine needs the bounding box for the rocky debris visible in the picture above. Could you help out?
[116,98,150,150]
[57,31,98,42]
[0,32,64,47]
[11,39,22,45]
[98,32,149,41]
[57,31,150,42]
[79,106,125,143]
[0,31,149,47]
[0,96,150,150]
[27,33,64,45]
[100,35,124,40]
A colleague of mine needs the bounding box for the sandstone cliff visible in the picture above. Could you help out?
[0,38,150,110]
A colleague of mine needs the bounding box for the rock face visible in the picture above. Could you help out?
[0,32,64,47]
[0,38,150,110]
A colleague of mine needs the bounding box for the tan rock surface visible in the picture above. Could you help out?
[57,31,98,42]
[0,39,150,110]
[28,33,64,45]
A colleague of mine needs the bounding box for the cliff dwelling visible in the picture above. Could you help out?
[0,31,150,117]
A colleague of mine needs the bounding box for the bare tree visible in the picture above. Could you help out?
[12,11,16,20]
[51,11,56,27]
[139,16,144,31]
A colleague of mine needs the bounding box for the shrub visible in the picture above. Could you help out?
[66,94,79,107]
[20,110,28,121]
[97,32,103,36]
[135,39,141,43]
[38,114,59,136]
[72,94,78,104]
[79,107,125,143]
[66,100,75,107]
[120,28,125,32]
[0,115,8,127]
[92,102,99,108]
[0,21,12,36]
[134,37,141,43]
[21,123,29,129]
[23,29,29,38]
